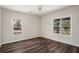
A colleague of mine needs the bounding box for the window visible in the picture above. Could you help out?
[53,16,71,36]
[53,18,60,34]
[62,17,70,35]
[12,19,22,35]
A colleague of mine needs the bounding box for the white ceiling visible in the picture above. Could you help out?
[0,5,69,16]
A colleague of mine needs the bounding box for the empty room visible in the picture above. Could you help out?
[0,5,79,53]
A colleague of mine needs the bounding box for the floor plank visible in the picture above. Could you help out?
[0,37,79,53]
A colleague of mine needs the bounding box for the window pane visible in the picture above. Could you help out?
[53,18,60,34]
[62,17,70,35]
[54,27,60,33]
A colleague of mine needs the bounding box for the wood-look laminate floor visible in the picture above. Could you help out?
[0,37,79,53]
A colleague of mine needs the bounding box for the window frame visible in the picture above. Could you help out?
[53,15,72,37]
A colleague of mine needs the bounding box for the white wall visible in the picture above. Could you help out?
[0,8,1,46]
[1,8,41,44]
[41,6,79,47]
[1,6,79,47]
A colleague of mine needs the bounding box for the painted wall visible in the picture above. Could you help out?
[1,8,41,44]
[1,6,79,47]
[0,8,1,46]
[41,6,79,47]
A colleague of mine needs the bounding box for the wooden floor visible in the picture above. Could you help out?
[0,37,79,53]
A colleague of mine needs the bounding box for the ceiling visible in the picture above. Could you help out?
[0,5,69,16]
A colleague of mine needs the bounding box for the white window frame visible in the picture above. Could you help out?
[52,15,72,37]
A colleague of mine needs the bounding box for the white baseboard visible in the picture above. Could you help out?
[1,36,39,45]
[42,36,79,47]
